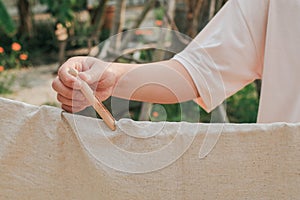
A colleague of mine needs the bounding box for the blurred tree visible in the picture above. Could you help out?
[208,0,216,20]
[109,0,126,49]
[0,0,16,36]
[226,83,259,123]
[17,0,33,38]
[186,0,204,38]
[174,0,228,34]
[120,0,156,50]
[90,0,108,38]
[38,0,85,26]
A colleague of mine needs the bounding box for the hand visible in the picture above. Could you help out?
[52,56,117,113]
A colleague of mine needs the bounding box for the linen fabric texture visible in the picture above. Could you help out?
[0,97,300,199]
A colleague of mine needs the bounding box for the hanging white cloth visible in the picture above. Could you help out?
[0,97,299,199]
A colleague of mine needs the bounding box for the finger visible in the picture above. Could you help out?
[58,61,83,89]
[78,62,109,85]
[57,94,90,107]
[52,76,85,101]
[62,104,87,113]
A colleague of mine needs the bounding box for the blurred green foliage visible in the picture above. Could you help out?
[226,83,259,123]
[0,71,15,94]
[154,7,164,21]
[0,43,30,69]
[194,83,259,123]
[39,0,86,26]
[0,0,16,36]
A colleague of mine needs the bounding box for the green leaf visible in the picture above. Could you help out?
[0,0,16,36]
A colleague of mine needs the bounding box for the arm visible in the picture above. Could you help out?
[110,59,199,103]
[52,56,199,113]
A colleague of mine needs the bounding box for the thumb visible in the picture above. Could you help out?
[78,65,105,84]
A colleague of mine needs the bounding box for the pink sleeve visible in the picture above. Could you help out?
[173,0,268,112]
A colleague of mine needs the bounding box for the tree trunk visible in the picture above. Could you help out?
[186,0,204,38]
[209,0,217,20]
[255,80,262,99]
[17,0,33,38]
[91,0,108,37]
[139,103,152,121]
[166,0,176,22]
[120,0,156,50]
[216,0,227,11]
[110,0,126,50]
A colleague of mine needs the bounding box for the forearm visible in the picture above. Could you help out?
[109,59,199,104]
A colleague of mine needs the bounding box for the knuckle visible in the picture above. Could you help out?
[51,80,57,91]
[65,90,73,99]
[63,76,73,85]
[57,94,64,103]
[61,104,69,112]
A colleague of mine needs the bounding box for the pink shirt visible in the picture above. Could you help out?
[173,0,300,123]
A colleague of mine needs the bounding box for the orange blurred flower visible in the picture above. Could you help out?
[19,53,28,61]
[0,47,4,54]
[0,66,4,72]
[11,42,21,51]
[155,20,163,26]
[152,111,159,118]
[135,29,153,35]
